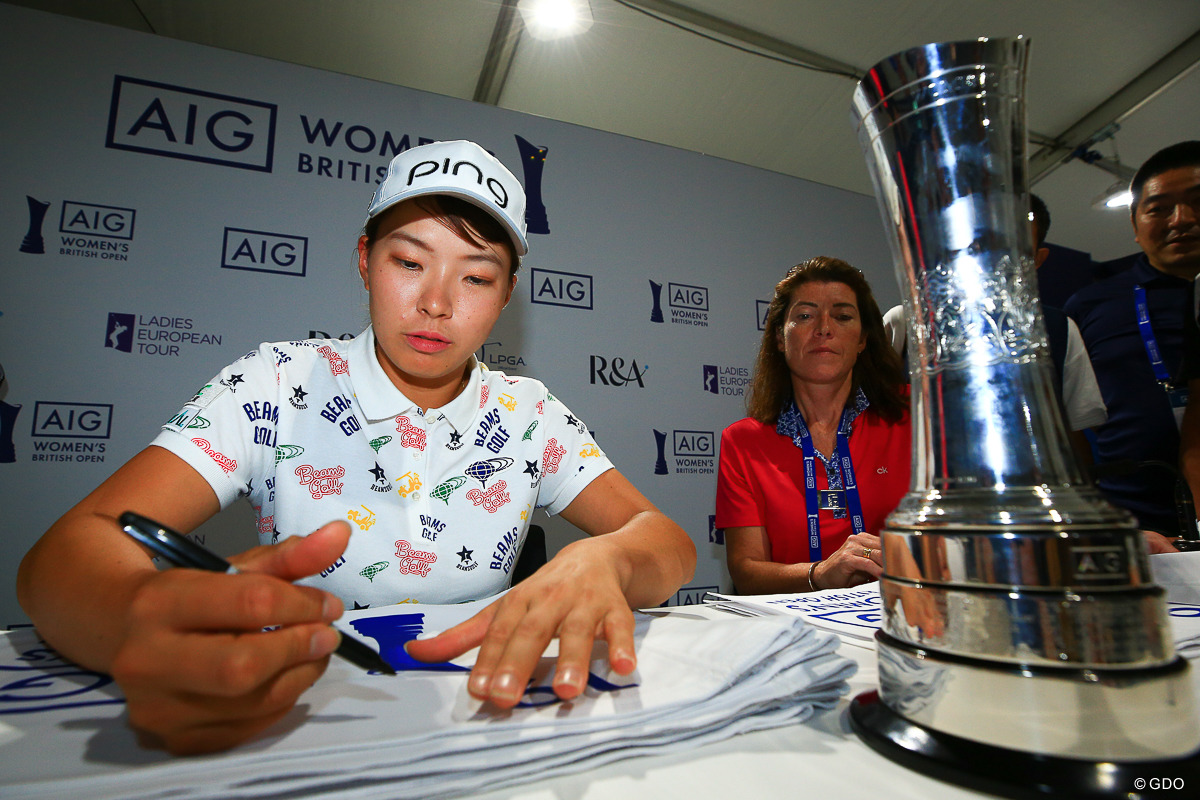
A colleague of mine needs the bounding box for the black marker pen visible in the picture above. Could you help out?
[118,511,395,676]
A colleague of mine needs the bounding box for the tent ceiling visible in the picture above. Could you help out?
[13,0,1200,262]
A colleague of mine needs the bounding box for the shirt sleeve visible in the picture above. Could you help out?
[149,347,277,508]
[533,389,615,516]
[1061,317,1108,431]
[715,423,763,529]
[882,304,907,356]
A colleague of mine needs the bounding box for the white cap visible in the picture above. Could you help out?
[366,140,529,256]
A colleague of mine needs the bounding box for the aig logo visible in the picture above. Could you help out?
[531,268,592,310]
[673,430,714,457]
[669,283,708,311]
[222,228,308,277]
[651,280,709,327]
[31,402,112,439]
[666,585,720,606]
[653,428,715,475]
[106,76,277,172]
[757,299,771,331]
[61,202,135,240]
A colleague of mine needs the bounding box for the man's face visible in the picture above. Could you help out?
[1133,165,1200,279]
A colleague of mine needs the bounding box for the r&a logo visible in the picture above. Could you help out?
[590,356,648,387]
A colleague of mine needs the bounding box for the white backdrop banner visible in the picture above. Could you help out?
[0,4,895,625]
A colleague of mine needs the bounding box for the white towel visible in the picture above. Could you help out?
[0,603,854,800]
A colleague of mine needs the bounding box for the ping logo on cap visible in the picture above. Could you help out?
[407,157,510,209]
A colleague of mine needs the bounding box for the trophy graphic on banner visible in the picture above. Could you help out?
[649,280,665,323]
[0,363,18,464]
[20,196,51,254]
[514,135,550,235]
[848,37,1200,796]
[653,429,669,475]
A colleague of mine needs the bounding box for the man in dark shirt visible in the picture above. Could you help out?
[1066,141,1200,546]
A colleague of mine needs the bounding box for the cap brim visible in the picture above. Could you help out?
[367,186,528,257]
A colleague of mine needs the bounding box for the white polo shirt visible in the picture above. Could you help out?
[152,327,614,606]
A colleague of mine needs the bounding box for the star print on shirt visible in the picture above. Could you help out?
[447,430,463,450]
[353,601,370,610]
[457,546,474,563]
[524,459,541,486]
[221,374,245,392]
[369,462,387,483]
[292,386,308,403]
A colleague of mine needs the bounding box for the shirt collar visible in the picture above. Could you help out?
[776,386,870,441]
[349,326,483,433]
[1132,253,1190,286]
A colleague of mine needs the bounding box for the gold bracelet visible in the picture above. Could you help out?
[807,560,821,592]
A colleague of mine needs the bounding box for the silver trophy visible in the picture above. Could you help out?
[849,38,1200,795]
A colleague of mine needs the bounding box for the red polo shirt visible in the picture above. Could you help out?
[715,409,911,563]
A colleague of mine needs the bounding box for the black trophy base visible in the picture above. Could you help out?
[849,690,1200,799]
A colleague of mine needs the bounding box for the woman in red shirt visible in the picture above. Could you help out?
[716,256,910,593]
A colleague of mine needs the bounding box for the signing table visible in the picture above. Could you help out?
[2,553,1198,799]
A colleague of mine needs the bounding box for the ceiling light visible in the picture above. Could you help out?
[518,0,594,40]
[1068,131,1136,211]
[1092,179,1133,209]
[1086,160,1137,210]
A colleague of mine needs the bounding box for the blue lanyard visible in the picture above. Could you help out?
[1134,284,1172,385]
[793,405,866,562]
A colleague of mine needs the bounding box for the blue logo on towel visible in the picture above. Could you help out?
[350,613,638,706]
